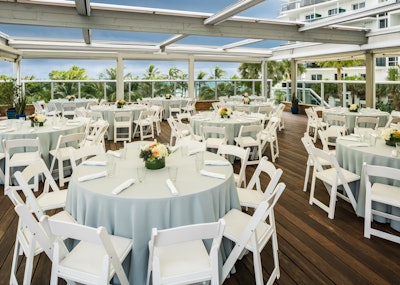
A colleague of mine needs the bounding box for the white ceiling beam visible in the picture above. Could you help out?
[223,39,262,50]
[159,34,187,52]
[204,0,265,25]
[82,28,91,44]
[299,0,400,32]
[75,0,90,16]
[0,2,367,45]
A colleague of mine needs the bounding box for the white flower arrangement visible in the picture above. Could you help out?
[349,104,359,112]
[139,142,170,162]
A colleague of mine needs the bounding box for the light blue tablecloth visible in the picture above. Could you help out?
[190,112,261,145]
[90,105,147,140]
[0,117,86,168]
[323,108,389,133]
[336,137,400,230]
[66,142,240,284]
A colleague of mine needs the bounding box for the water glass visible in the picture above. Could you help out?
[180,145,188,157]
[168,166,178,182]
[120,147,127,160]
[137,166,146,182]
[195,153,204,172]
[368,133,377,147]
[107,156,116,176]
[396,142,400,157]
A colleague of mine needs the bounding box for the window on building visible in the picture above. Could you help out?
[352,2,365,10]
[388,57,398,66]
[334,73,347,80]
[376,57,386,66]
[311,74,322,80]
[328,8,337,16]
[305,13,322,21]
[378,13,388,28]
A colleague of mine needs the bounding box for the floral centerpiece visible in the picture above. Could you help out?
[66,95,76,101]
[243,92,249,97]
[139,142,171,170]
[349,104,359,112]
[219,107,233,118]
[243,97,251,104]
[165,93,172,99]
[117,99,126,108]
[381,127,400,146]
[29,114,47,127]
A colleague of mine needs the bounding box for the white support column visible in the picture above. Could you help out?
[365,51,375,108]
[188,56,194,98]
[291,59,297,101]
[261,60,268,99]
[13,56,21,84]
[116,55,124,101]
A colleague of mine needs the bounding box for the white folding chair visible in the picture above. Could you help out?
[354,116,379,135]
[12,159,68,217]
[181,98,196,114]
[259,116,280,162]
[167,117,179,146]
[222,182,286,285]
[217,144,250,188]
[69,144,105,170]
[202,125,227,151]
[305,107,328,143]
[363,162,400,244]
[309,147,359,219]
[146,219,225,285]
[61,102,76,119]
[301,133,332,193]
[318,126,343,151]
[236,156,283,209]
[325,114,347,136]
[175,138,206,155]
[82,119,109,150]
[274,103,286,131]
[235,124,262,165]
[87,110,103,121]
[150,105,163,135]
[114,111,133,143]
[175,121,202,142]
[176,112,192,124]
[48,218,133,285]
[49,132,85,187]
[2,138,41,193]
[168,101,182,118]
[133,110,155,140]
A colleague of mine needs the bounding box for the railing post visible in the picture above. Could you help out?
[78,82,81,99]
[103,82,107,100]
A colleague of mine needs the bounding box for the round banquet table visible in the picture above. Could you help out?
[322,107,389,133]
[65,142,240,284]
[89,104,147,140]
[190,111,261,145]
[336,136,400,231]
[225,101,273,113]
[50,98,98,111]
[142,97,188,119]
[0,117,86,172]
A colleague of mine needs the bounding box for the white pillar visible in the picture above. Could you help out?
[365,51,375,108]
[291,59,297,101]
[13,56,21,84]
[261,60,268,99]
[188,56,194,98]
[116,55,124,101]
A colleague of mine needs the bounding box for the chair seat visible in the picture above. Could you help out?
[154,240,211,281]
[234,137,258,147]
[206,138,225,148]
[237,187,263,208]
[50,146,75,161]
[223,208,273,251]
[37,190,68,211]
[9,152,39,166]
[315,168,360,186]
[371,183,400,207]
[58,234,132,281]
[134,119,152,125]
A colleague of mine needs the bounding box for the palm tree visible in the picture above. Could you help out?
[49,65,89,98]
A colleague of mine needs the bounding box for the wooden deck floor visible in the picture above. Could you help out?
[1,111,399,284]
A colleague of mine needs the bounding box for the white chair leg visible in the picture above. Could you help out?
[309,168,317,205]
[327,184,338,219]
[303,163,311,192]
[253,250,263,285]
[10,237,20,285]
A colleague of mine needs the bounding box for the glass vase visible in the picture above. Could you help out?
[145,157,165,170]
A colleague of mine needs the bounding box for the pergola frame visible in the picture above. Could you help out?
[0,0,399,104]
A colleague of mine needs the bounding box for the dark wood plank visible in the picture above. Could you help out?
[1,111,400,285]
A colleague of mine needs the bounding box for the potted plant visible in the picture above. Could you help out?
[0,78,16,118]
[291,95,299,114]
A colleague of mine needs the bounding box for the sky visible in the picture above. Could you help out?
[0,0,284,79]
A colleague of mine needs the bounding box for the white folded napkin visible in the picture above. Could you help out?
[188,148,203,156]
[166,179,179,196]
[337,136,359,141]
[78,170,108,182]
[107,150,121,158]
[66,121,80,126]
[347,143,369,147]
[0,128,15,133]
[82,160,107,166]
[52,126,62,130]
[112,178,135,195]
[204,160,231,166]
[200,170,226,180]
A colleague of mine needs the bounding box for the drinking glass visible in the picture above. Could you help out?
[396,142,400,157]
[195,152,203,172]
[168,166,178,182]
[107,156,116,176]
[180,145,188,157]
[137,166,146,182]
